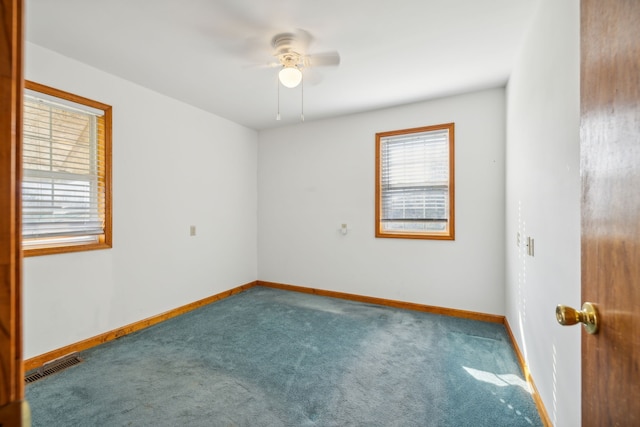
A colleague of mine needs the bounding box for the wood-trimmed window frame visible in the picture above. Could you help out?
[22,81,112,257]
[375,122,455,240]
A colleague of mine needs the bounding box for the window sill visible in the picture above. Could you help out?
[23,241,112,257]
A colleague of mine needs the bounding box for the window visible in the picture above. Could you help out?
[22,81,112,256]
[376,123,454,240]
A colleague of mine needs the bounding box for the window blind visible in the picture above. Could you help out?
[22,93,107,245]
[380,128,449,232]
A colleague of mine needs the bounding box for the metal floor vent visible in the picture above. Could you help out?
[25,353,83,384]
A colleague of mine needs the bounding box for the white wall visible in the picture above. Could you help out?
[258,89,506,315]
[24,43,258,359]
[505,0,580,425]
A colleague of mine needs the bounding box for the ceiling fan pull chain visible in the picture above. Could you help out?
[301,71,305,122]
[276,74,281,121]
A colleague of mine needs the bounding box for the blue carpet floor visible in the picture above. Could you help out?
[26,286,542,426]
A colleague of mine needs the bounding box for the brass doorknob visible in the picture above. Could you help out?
[556,302,599,334]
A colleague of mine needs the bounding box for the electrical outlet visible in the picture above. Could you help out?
[190,225,196,236]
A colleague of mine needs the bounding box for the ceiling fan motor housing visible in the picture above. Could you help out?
[272,33,303,67]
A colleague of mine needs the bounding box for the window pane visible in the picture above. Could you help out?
[23,81,112,255]
[376,123,454,240]
[22,177,103,239]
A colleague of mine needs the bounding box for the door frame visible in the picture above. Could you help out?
[0,0,27,425]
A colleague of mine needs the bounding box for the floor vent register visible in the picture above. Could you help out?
[25,353,83,384]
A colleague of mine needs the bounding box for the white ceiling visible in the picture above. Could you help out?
[25,0,539,131]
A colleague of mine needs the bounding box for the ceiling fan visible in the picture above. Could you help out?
[268,29,340,89]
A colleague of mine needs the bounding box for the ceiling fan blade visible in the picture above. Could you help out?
[222,36,268,62]
[244,61,281,70]
[302,67,324,85]
[303,51,341,68]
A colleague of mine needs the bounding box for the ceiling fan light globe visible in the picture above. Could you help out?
[279,67,302,88]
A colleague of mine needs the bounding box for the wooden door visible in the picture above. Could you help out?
[0,0,27,425]
[581,0,640,425]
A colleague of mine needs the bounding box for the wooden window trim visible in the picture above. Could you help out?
[375,122,455,240]
[23,81,112,257]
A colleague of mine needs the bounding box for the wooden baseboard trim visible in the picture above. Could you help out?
[24,281,257,372]
[257,280,505,324]
[504,318,552,427]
